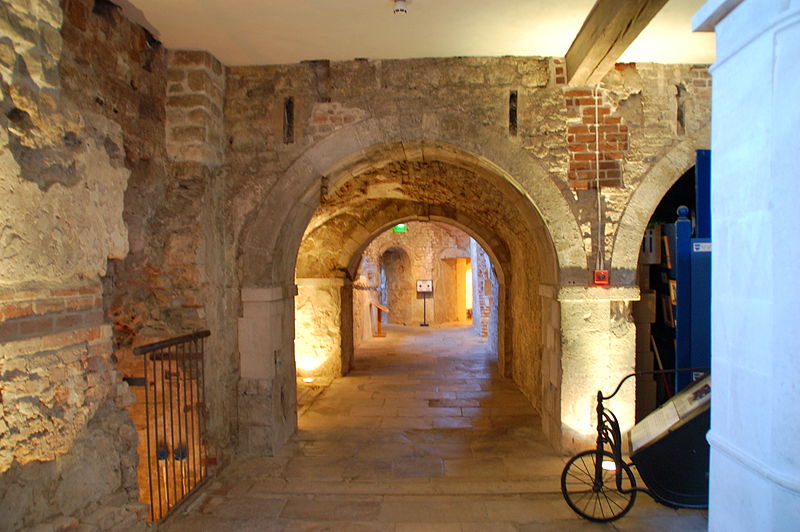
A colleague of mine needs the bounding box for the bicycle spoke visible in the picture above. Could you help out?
[562,450,636,522]
[572,488,597,513]
[576,455,593,477]
[601,486,626,512]
[574,489,594,511]
[583,492,598,516]
[593,491,603,520]
[566,470,596,489]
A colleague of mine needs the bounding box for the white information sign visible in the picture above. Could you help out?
[416,280,433,293]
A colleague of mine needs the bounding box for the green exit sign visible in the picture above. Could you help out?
[392,223,408,233]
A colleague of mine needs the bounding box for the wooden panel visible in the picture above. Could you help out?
[566,0,669,86]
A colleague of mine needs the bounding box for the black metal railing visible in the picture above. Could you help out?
[129,330,210,521]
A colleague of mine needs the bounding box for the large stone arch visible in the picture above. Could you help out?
[238,116,586,289]
[609,130,710,285]
[292,168,542,379]
[236,124,574,453]
[295,208,514,380]
[346,215,508,287]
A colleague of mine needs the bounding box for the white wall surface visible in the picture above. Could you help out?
[695,1,800,529]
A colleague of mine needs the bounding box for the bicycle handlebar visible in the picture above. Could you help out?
[601,367,710,401]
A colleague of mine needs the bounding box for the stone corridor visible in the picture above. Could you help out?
[161,325,707,531]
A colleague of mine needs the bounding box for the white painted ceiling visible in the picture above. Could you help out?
[119,0,715,67]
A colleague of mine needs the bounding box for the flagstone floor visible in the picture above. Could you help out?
[160,324,707,531]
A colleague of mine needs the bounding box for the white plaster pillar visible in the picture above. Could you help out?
[558,286,639,451]
[694,1,800,529]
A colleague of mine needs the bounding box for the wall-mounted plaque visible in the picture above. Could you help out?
[416,280,432,293]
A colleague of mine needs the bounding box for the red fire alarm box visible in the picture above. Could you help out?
[594,270,609,285]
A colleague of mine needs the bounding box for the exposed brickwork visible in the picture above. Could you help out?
[0,284,134,483]
[553,58,566,85]
[565,88,629,189]
[0,286,103,342]
[689,65,711,88]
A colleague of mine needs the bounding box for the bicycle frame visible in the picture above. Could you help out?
[592,390,629,493]
[592,366,709,497]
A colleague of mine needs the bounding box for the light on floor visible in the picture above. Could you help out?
[302,377,315,383]
[602,460,617,471]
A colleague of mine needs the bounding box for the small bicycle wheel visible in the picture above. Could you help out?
[561,450,637,522]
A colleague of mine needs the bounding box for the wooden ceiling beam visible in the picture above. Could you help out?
[565,0,669,86]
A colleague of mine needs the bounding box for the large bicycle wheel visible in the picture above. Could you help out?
[561,450,637,522]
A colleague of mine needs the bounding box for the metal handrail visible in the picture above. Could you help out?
[133,329,210,355]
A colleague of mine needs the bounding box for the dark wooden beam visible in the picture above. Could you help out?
[566,0,669,86]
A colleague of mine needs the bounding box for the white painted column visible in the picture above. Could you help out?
[695,1,800,529]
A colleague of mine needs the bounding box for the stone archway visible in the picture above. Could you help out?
[236,127,576,452]
[291,160,540,385]
[610,132,710,285]
[238,119,586,289]
[378,246,413,325]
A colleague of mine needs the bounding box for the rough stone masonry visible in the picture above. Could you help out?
[0,0,711,529]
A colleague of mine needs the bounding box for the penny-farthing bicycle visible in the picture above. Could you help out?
[561,369,711,522]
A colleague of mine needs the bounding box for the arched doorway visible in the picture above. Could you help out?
[351,221,494,343]
[379,246,413,326]
[291,151,560,435]
[236,136,578,453]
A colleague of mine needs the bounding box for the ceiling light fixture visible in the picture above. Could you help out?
[393,0,408,14]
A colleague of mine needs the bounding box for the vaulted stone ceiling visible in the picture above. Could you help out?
[296,160,557,282]
[118,0,714,66]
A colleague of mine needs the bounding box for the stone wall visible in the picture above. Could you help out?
[294,278,344,378]
[234,55,709,451]
[359,222,473,328]
[1,1,239,529]
[231,56,710,296]
[1,10,714,525]
[0,0,147,529]
[166,50,225,165]
[69,9,237,457]
[352,257,379,345]
[380,247,413,325]
[227,56,709,274]
[470,241,495,340]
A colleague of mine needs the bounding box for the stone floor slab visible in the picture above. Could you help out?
[161,325,707,532]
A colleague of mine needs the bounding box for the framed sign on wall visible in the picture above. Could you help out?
[416,280,432,293]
